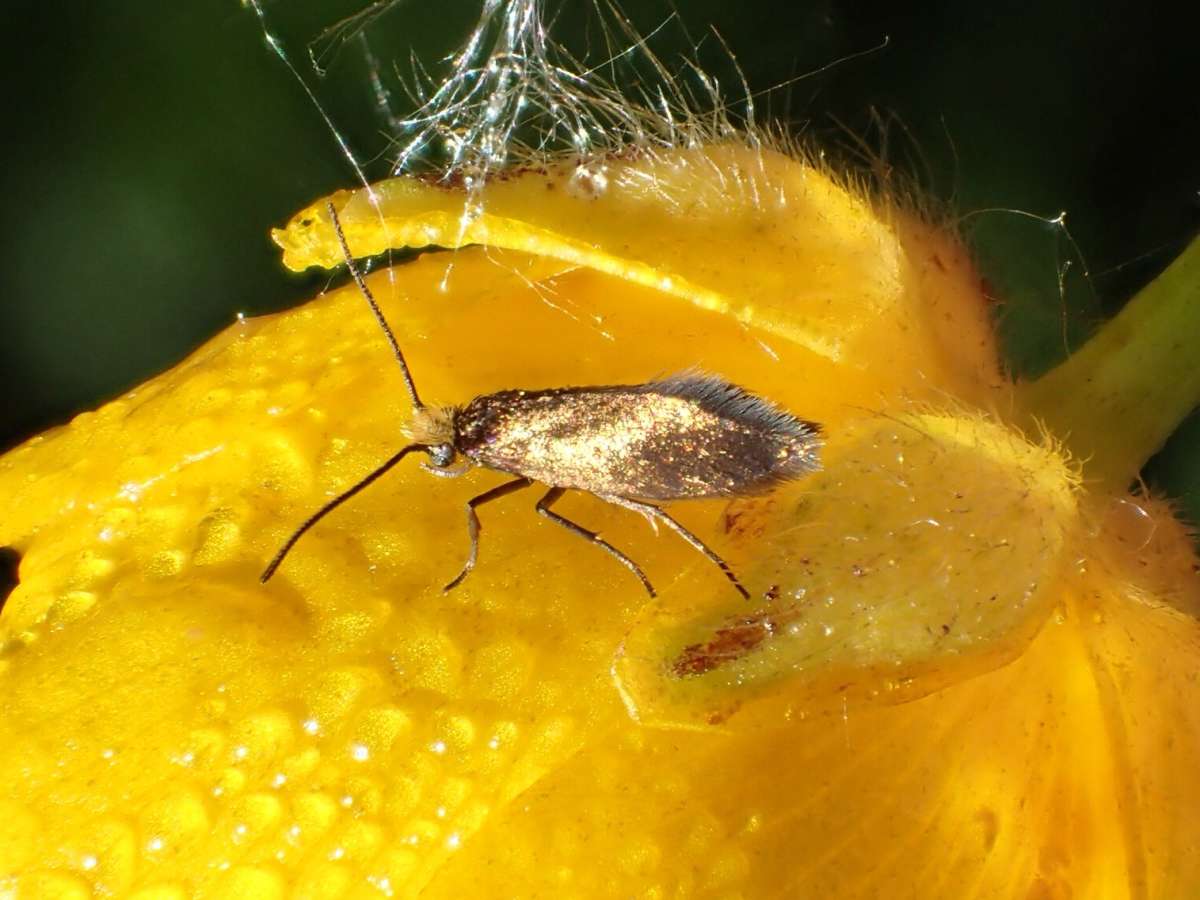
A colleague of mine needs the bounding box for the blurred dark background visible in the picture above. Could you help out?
[1,1,1197,518]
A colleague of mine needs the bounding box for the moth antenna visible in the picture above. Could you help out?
[260,442,430,583]
[326,200,425,412]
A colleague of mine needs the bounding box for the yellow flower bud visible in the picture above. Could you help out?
[1,144,1196,898]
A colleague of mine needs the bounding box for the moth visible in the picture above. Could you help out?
[261,202,823,598]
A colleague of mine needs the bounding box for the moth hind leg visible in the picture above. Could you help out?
[537,487,656,597]
[601,494,750,600]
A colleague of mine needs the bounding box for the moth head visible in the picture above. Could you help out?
[407,406,457,467]
[428,442,456,469]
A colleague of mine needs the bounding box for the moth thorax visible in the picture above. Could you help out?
[407,406,455,446]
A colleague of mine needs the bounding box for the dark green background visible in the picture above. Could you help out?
[2,1,1197,517]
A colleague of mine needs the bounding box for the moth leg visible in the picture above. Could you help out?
[422,460,472,479]
[601,495,750,600]
[536,488,656,597]
[444,476,533,592]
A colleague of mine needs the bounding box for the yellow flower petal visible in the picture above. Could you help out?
[1,144,1196,898]
[273,145,1003,404]
[615,409,1080,729]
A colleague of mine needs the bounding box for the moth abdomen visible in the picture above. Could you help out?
[454,373,823,500]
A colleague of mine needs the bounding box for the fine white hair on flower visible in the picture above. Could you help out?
[253,0,758,202]
[382,0,752,180]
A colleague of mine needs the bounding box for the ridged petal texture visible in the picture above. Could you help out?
[1,145,1197,898]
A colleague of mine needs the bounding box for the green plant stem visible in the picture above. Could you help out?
[1019,235,1200,488]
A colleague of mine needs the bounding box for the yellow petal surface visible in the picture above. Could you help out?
[615,410,1080,729]
[273,144,1003,406]
[1,146,1198,899]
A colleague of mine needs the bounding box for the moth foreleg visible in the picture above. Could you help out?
[444,476,533,592]
[422,460,472,479]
